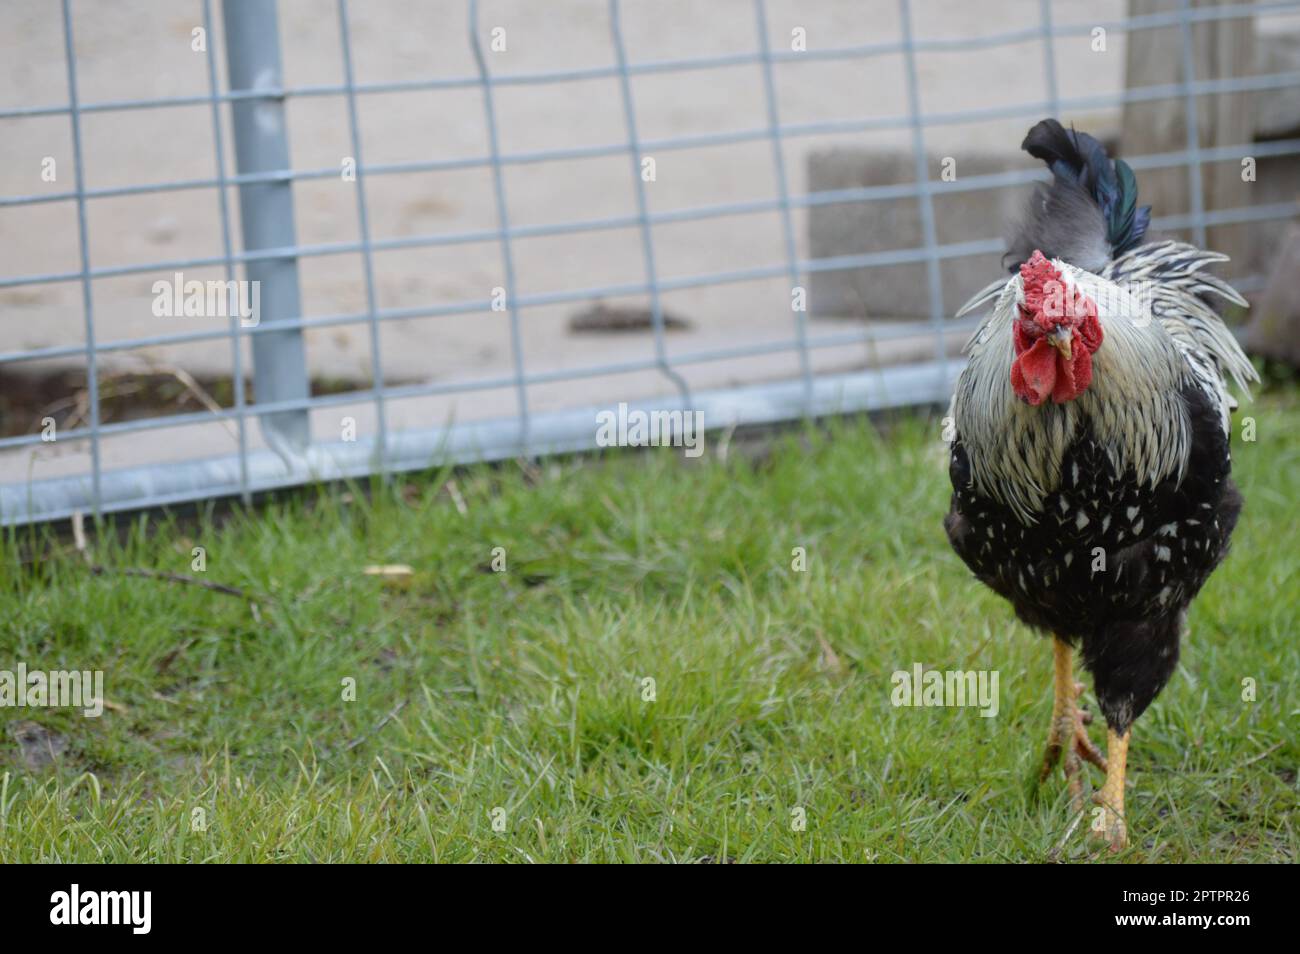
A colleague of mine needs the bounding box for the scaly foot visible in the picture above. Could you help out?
[1092,728,1130,851]
[1039,642,1106,814]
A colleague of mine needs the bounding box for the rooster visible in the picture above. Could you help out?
[944,119,1257,850]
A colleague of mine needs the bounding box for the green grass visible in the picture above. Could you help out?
[2,392,1296,863]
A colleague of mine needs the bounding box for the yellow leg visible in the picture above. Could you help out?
[1093,728,1130,851]
[1039,638,1076,780]
[1039,638,1106,811]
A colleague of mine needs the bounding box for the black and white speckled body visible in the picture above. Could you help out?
[945,120,1258,739]
[945,380,1241,733]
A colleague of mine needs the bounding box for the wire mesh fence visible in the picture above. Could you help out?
[1,0,1298,525]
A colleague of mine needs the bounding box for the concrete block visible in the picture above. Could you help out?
[1246,223,1300,368]
[807,147,1029,319]
[1256,31,1300,140]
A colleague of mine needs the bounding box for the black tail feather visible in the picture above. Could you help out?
[1005,119,1151,273]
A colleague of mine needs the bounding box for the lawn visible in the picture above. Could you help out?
[1,390,1296,863]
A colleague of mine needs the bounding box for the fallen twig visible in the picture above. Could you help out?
[326,700,409,761]
[444,478,468,516]
[1047,808,1086,862]
[137,356,238,442]
[88,565,252,599]
[1238,740,1284,769]
[71,510,90,563]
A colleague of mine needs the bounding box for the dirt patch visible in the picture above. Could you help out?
[0,368,380,440]
[6,720,70,770]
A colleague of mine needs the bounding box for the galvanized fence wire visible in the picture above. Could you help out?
[754,0,813,411]
[898,0,948,391]
[337,0,388,479]
[57,0,102,511]
[468,0,532,454]
[609,0,695,409]
[1179,0,1211,250]
[2,0,1300,524]
[201,0,250,502]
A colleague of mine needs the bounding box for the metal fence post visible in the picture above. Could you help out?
[221,0,311,456]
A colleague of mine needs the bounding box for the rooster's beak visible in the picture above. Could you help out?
[1048,326,1072,361]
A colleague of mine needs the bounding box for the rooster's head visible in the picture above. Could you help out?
[1010,250,1104,405]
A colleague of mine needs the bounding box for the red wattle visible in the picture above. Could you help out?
[1050,341,1093,403]
[1010,338,1057,405]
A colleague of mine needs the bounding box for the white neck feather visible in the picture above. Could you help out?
[952,262,1193,522]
